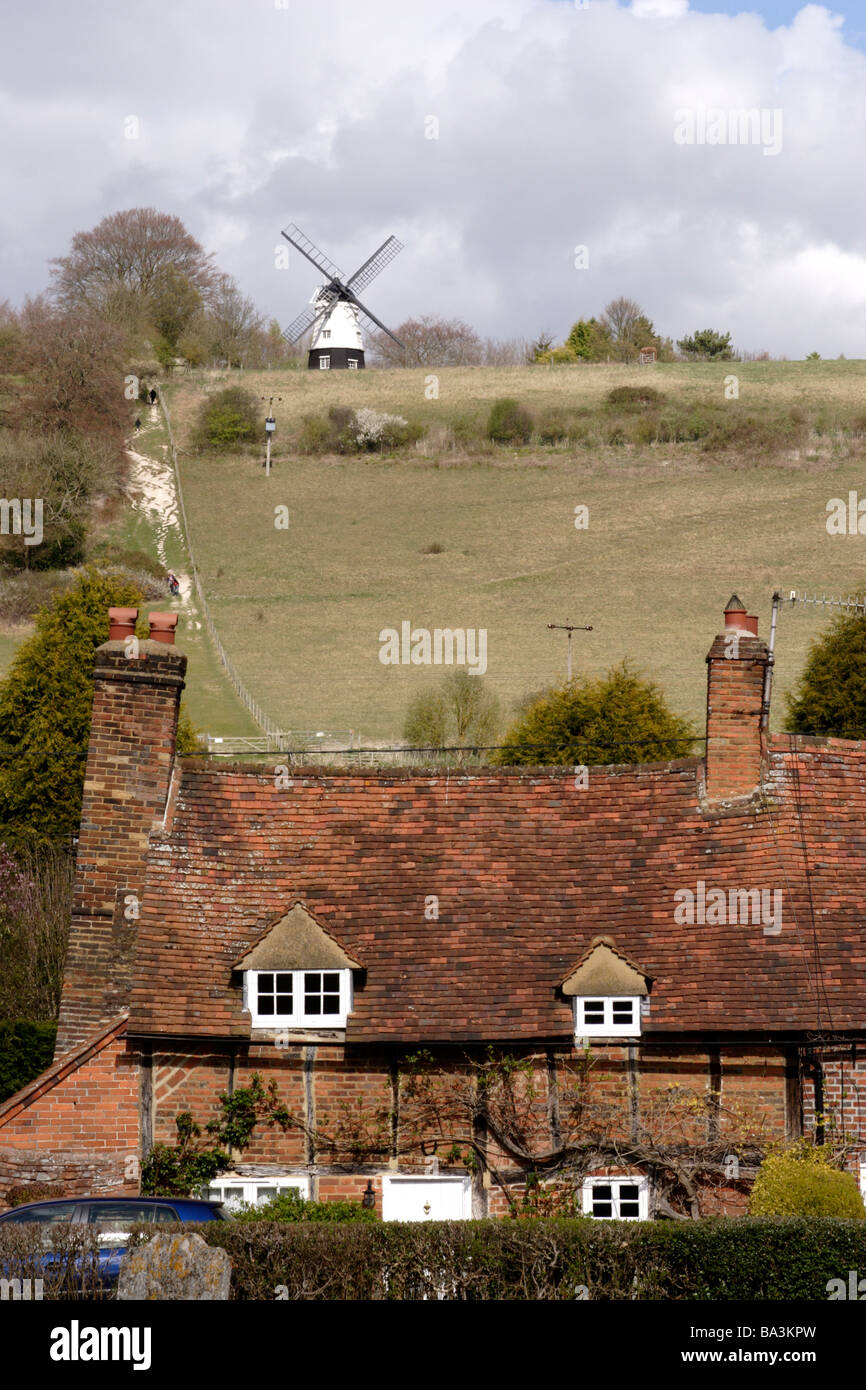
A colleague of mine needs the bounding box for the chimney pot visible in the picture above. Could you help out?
[743,614,759,636]
[723,594,747,627]
[148,612,178,645]
[108,607,138,641]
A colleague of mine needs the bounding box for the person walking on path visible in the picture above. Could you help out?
[149,388,158,406]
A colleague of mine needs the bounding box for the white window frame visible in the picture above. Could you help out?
[321,329,331,339]
[347,358,358,369]
[318,355,330,369]
[203,1175,309,1212]
[574,995,641,1039]
[243,968,353,1029]
[582,1175,649,1221]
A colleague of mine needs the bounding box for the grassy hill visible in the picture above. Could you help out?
[158,359,866,746]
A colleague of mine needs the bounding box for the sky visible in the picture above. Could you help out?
[1,0,865,357]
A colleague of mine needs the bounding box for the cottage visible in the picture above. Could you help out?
[3,597,866,1219]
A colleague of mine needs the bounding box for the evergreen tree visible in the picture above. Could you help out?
[784,609,866,739]
[494,661,695,766]
[0,567,199,849]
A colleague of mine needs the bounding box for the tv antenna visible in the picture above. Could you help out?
[761,589,866,729]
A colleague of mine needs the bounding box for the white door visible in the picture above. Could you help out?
[381,1175,472,1222]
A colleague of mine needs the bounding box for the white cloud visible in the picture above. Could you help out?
[1,0,864,356]
[631,0,690,17]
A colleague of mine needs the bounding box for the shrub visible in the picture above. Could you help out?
[494,661,695,767]
[352,407,420,451]
[297,407,421,455]
[487,398,534,445]
[606,385,665,409]
[3,1181,64,1208]
[233,1190,377,1223]
[537,409,571,444]
[193,387,259,450]
[451,414,484,448]
[0,571,74,626]
[297,413,334,454]
[28,518,87,571]
[750,1147,865,1219]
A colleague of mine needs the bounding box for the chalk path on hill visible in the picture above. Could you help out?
[125,405,201,629]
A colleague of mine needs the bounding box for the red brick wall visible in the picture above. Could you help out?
[705,630,768,799]
[142,1041,800,1216]
[803,1055,866,1175]
[0,1034,140,1211]
[56,640,186,1056]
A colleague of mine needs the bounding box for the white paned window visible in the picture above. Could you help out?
[244,969,352,1029]
[321,329,331,339]
[574,996,641,1039]
[347,358,358,369]
[582,1176,649,1220]
[319,355,331,369]
[204,1175,309,1212]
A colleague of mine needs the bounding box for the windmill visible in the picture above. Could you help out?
[280,223,404,370]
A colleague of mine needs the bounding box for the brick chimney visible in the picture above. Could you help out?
[55,611,187,1056]
[704,596,769,801]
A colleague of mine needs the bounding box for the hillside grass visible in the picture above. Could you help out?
[154,360,866,744]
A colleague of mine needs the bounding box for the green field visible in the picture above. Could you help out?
[155,360,866,744]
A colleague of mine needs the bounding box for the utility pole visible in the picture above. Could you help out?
[263,395,280,476]
[547,622,593,682]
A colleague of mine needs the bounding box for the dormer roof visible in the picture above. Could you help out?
[232,902,362,972]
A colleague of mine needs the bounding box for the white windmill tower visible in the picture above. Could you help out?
[280,222,404,369]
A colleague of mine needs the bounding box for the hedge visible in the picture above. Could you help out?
[0,1020,57,1103]
[193,1217,866,1301]
[4,1218,866,1300]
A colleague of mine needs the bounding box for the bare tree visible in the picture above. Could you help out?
[369,315,483,367]
[268,1047,773,1218]
[199,274,265,368]
[15,299,128,450]
[0,300,22,374]
[49,208,217,327]
[482,337,531,366]
[0,842,74,1021]
[0,431,117,570]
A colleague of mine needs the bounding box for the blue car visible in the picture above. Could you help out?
[0,1196,228,1297]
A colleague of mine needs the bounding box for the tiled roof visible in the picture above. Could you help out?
[127,735,866,1044]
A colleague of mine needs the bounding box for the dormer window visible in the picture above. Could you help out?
[561,937,651,1045]
[233,902,362,1035]
[244,969,353,1029]
[574,996,640,1039]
